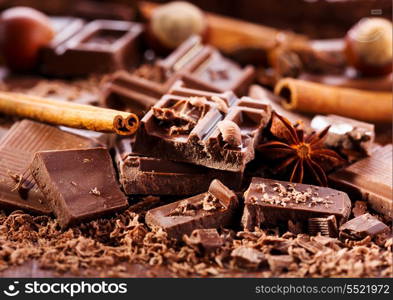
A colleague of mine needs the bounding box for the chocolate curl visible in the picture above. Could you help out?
[0,91,139,135]
[274,78,392,123]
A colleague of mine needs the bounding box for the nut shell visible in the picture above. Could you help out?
[0,7,54,71]
[345,18,392,76]
[150,1,207,50]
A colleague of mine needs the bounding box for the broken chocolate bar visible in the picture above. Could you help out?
[41,19,144,76]
[145,180,238,239]
[100,36,207,114]
[115,138,243,195]
[339,213,390,240]
[30,148,128,227]
[0,120,99,214]
[241,177,351,231]
[311,114,375,161]
[179,45,255,96]
[134,93,271,171]
[100,68,179,116]
[329,144,392,218]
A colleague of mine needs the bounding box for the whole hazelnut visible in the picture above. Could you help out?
[345,17,392,76]
[0,7,55,71]
[150,1,207,50]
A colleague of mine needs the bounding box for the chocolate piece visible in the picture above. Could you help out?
[183,229,224,253]
[100,69,178,116]
[339,213,390,240]
[40,17,86,72]
[241,178,351,231]
[0,120,99,214]
[134,93,271,171]
[329,145,392,218]
[30,148,128,227]
[308,215,338,237]
[311,114,375,161]
[145,180,238,239]
[231,246,265,269]
[180,45,255,96]
[115,138,243,195]
[99,36,206,114]
[41,20,144,76]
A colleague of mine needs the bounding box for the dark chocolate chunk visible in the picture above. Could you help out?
[134,92,271,171]
[179,45,255,96]
[41,20,144,76]
[30,148,128,227]
[339,213,390,240]
[231,246,265,269]
[99,36,205,114]
[308,215,338,237]
[0,120,99,214]
[183,229,224,253]
[145,180,238,239]
[329,144,392,218]
[311,114,375,162]
[100,69,178,116]
[241,177,352,231]
[115,138,243,195]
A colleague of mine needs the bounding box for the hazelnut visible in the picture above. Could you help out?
[0,7,55,71]
[150,1,207,50]
[345,18,392,76]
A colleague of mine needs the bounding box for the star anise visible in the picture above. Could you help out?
[256,112,345,186]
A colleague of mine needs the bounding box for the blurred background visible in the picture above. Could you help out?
[0,0,391,38]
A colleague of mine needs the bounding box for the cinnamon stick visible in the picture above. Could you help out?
[274,78,392,123]
[299,73,393,92]
[138,1,308,53]
[0,91,139,135]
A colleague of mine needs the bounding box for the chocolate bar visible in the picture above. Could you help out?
[145,180,238,239]
[0,120,99,214]
[134,92,271,171]
[41,19,144,76]
[339,213,390,240]
[30,148,128,227]
[176,40,255,96]
[329,144,392,218]
[241,177,351,231]
[99,36,206,115]
[311,114,375,161]
[115,138,243,195]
